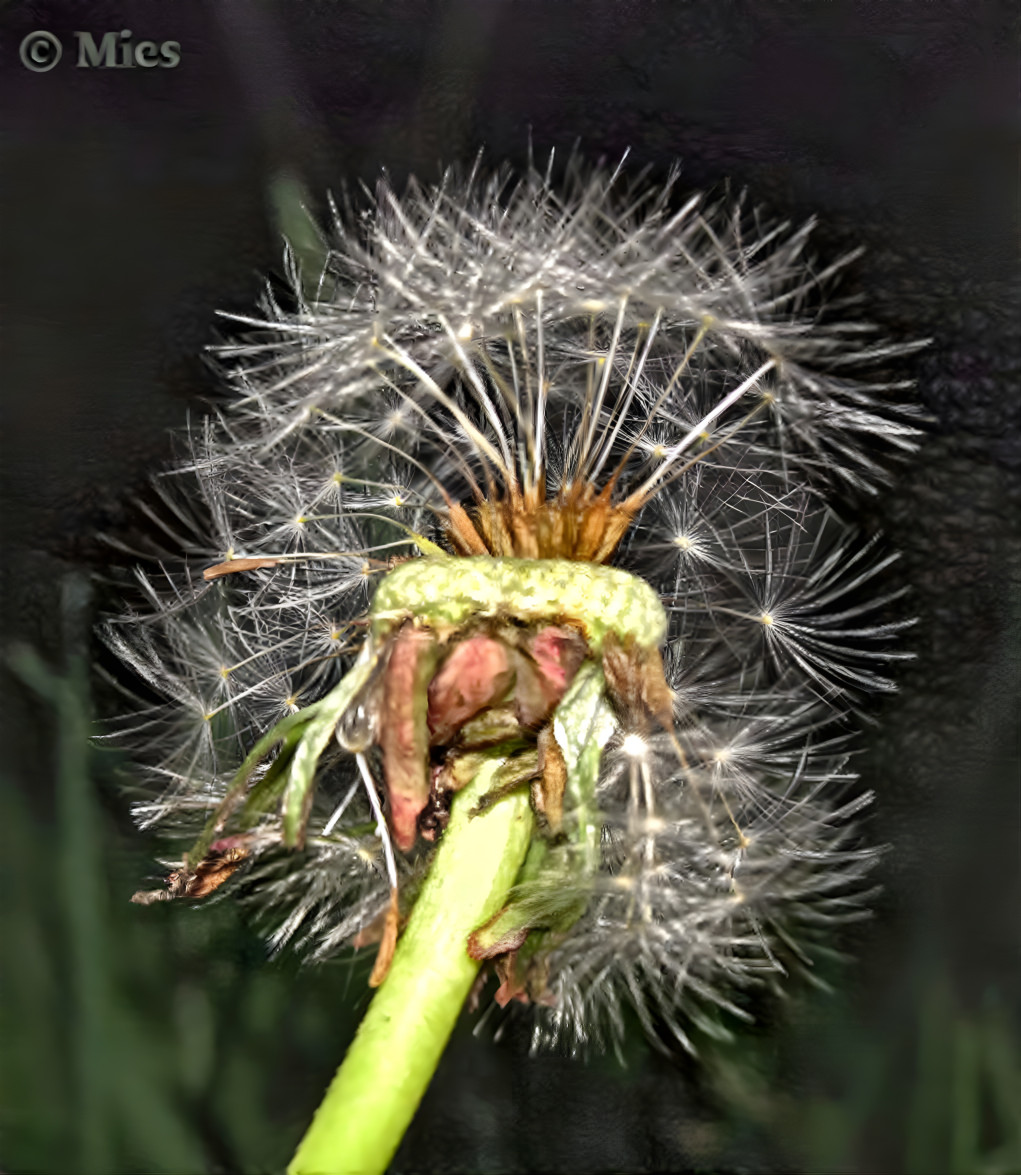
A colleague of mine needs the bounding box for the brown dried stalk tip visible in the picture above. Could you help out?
[367,889,401,988]
[130,837,253,904]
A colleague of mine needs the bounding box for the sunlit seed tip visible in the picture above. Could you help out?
[759,612,774,626]
[581,299,607,312]
[673,534,692,549]
[621,733,648,758]
[219,665,231,680]
[456,321,473,341]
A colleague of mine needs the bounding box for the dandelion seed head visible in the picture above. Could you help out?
[105,152,922,1056]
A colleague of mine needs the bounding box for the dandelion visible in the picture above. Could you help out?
[104,153,923,1173]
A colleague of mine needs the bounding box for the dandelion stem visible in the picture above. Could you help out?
[288,754,534,1175]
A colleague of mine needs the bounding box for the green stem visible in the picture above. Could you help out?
[288,755,534,1175]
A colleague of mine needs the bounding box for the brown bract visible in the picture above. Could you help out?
[601,632,675,731]
[427,636,514,744]
[379,626,440,851]
[445,481,643,563]
[377,619,595,853]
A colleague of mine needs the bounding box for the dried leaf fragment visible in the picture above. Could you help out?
[203,557,282,580]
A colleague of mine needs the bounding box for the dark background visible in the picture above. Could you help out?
[1,2,1017,1172]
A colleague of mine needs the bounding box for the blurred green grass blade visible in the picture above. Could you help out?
[268,169,329,298]
[978,999,1021,1174]
[906,978,953,1175]
[14,642,115,1173]
[950,1017,981,1175]
[0,782,67,1168]
[62,659,115,1173]
[109,1009,210,1172]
